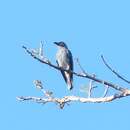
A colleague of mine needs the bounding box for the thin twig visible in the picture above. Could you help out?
[102,85,109,97]
[75,58,87,75]
[88,74,96,98]
[88,80,93,98]
[88,80,96,98]
[101,55,130,84]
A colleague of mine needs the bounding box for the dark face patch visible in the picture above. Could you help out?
[58,42,66,47]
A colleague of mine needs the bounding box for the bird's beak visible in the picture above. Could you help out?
[54,42,60,46]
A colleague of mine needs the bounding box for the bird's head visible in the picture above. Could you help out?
[54,41,68,49]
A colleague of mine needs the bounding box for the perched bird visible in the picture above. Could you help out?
[54,41,73,90]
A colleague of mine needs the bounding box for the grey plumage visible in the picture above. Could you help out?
[54,41,73,90]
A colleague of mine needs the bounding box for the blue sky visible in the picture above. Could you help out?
[0,0,130,130]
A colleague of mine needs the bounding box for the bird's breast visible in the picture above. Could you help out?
[56,49,69,69]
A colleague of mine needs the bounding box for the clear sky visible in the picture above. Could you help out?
[0,0,130,130]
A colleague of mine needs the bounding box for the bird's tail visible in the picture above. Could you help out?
[67,80,73,90]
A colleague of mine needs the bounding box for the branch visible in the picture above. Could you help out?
[101,55,130,84]
[22,45,126,92]
[17,89,130,109]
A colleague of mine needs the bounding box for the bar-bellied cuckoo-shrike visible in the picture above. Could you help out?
[54,41,73,90]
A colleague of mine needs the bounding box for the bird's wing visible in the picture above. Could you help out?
[56,60,67,83]
[67,50,73,81]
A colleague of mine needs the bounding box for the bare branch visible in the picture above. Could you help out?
[101,55,130,84]
[22,45,126,92]
[16,88,130,109]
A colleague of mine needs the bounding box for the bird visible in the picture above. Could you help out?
[54,41,73,90]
